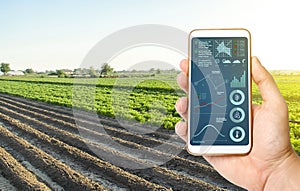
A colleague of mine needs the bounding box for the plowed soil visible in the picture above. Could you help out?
[0,93,245,191]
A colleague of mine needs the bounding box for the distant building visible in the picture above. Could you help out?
[62,69,73,76]
[7,70,25,76]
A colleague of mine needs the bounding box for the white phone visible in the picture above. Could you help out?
[187,29,252,155]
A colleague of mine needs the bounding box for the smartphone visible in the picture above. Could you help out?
[187,29,252,155]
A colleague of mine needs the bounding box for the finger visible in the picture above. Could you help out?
[251,104,259,111]
[180,59,188,74]
[251,104,262,119]
[175,97,188,120]
[177,72,188,93]
[175,121,188,142]
[252,56,285,104]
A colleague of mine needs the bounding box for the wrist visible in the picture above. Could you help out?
[264,150,300,191]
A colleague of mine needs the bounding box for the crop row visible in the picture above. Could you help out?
[0,93,239,190]
[0,74,299,153]
[0,75,180,91]
[0,77,183,129]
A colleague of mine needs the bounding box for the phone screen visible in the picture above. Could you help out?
[190,37,249,145]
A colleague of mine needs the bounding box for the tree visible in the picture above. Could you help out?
[100,63,113,76]
[56,69,65,78]
[156,68,161,74]
[0,63,10,75]
[25,68,34,74]
[89,66,97,77]
[149,68,155,72]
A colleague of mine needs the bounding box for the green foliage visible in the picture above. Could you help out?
[0,75,182,130]
[0,73,299,154]
[25,68,34,74]
[89,67,97,77]
[100,63,113,76]
[56,70,65,78]
[291,139,300,154]
[0,63,10,74]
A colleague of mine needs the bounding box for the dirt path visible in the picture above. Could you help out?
[0,93,244,191]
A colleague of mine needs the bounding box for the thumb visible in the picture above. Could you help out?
[251,56,285,105]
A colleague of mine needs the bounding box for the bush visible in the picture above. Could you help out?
[291,139,300,155]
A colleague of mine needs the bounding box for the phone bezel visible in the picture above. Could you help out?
[187,28,252,155]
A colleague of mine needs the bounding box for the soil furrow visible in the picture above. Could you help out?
[0,102,225,190]
[0,94,240,190]
[0,94,211,166]
[0,94,180,143]
[0,93,244,190]
[0,111,171,190]
[0,101,166,167]
[0,98,218,177]
[0,95,202,166]
[0,98,188,168]
[0,146,50,191]
[0,93,74,117]
[0,174,17,191]
[0,95,183,150]
[0,125,106,191]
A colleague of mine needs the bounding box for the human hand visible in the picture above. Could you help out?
[175,57,300,190]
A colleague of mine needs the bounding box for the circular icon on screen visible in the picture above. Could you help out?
[229,107,245,123]
[229,90,245,105]
[229,126,245,142]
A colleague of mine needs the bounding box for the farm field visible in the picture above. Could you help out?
[0,75,182,129]
[0,93,243,190]
[0,73,299,190]
[0,73,299,153]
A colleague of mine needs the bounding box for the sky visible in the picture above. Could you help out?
[0,0,300,71]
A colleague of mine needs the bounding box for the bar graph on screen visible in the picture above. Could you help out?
[230,71,246,88]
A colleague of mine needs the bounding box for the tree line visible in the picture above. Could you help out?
[0,63,114,78]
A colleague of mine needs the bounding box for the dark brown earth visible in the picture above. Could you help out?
[0,93,245,191]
